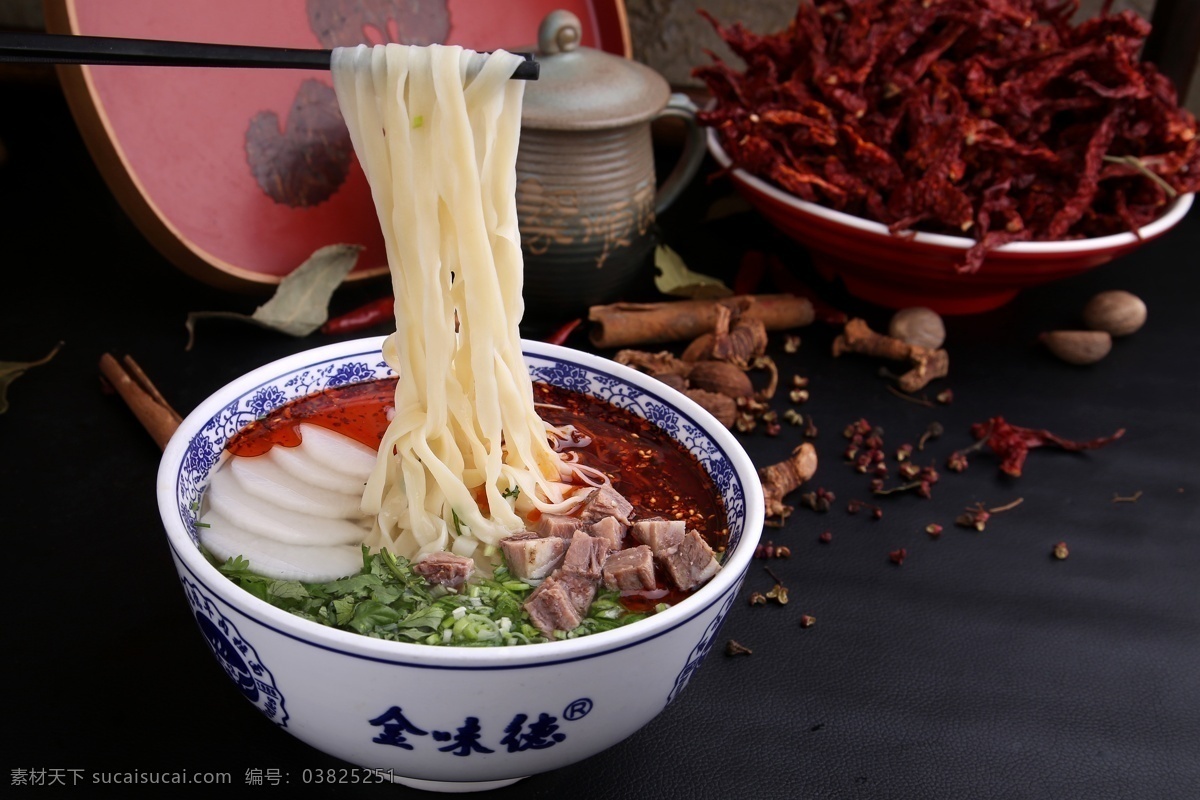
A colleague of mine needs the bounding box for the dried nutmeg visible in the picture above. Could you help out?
[1082,290,1147,337]
[686,360,755,399]
[888,306,946,350]
[1039,330,1113,365]
[684,388,738,429]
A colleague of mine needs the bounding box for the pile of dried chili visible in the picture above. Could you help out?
[694,0,1200,272]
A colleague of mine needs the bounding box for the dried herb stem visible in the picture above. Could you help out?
[989,497,1025,514]
[886,384,935,407]
[1102,155,1178,198]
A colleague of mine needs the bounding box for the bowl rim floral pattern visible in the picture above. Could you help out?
[158,337,765,668]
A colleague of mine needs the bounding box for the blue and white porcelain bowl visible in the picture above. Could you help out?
[157,337,765,792]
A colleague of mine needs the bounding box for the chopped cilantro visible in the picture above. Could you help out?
[209,546,649,647]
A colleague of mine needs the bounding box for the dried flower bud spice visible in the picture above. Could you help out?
[889,548,908,565]
[801,487,835,512]
[925,523,943,538]
[847,498,883,518]
[843,418,873,439]
[726,639,753,656]
[956,498,1024,531]
[799,614,817,629]
[957,508,991,531]
[754,542,791,559]
[1052,541,1070,560]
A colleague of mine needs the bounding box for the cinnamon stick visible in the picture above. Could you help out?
[588,294,815,349]
[99,353,183,450]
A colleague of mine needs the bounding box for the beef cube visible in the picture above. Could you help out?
[535,514,584,539]
[630,518,685,555]
[561,530,611,581]
[660,530,722,591]
[585,516,627,549]
[602,545,657,592]
[412,552,474,589]
[524,576,582,636]
[580,485,633,526]
[500,532,566,581]
[556,570,598,614]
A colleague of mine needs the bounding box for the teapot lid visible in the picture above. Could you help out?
[520,9,670,130]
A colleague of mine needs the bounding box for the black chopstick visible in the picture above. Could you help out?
[0,31,539,79]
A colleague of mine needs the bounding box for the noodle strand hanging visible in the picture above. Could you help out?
[331,44,583,569]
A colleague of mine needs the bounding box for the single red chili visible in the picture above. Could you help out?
[321,296,395,335]
[732,250,767,295]
[765,254,848,325]
[542,317,583,346]
[970,416,1125,478]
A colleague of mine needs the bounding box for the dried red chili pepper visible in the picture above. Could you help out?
[969,416,1125,477]
[542,317,583,346]
[765,254,848,325]
[321,295,394,335]
[733,250,767,295]
[694,1,1200,273]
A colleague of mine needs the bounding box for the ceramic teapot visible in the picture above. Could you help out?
[515,9,705,319]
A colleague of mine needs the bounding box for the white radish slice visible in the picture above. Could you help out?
[229,455,365,519]
[199,509,363,582]
[269,444,370,496]
[295,423,377,478]
[205,469,366,546]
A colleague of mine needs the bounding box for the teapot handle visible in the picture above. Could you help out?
[653,93,706,217]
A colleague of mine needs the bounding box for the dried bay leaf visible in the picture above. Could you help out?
[703,194,753,222]
[186,244,363,351]
[0,341,64,414]
[653,244,732,300]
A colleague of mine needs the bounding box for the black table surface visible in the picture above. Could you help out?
[4,76,1198,799]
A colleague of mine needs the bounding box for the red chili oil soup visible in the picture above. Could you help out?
[225,377,730,609]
